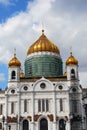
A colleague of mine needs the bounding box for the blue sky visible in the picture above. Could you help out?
[0,0,87,90]
[0,0,30,89]
[0,63,8,89]
[0,0,29,22]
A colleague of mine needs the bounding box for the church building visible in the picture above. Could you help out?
[0,29,86,130]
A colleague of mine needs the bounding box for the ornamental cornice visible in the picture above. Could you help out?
[26,51,60,60]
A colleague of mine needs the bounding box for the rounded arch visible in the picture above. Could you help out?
[55,82,65,91]
[33,77,54,91]
[11,70,16,79]
[38,115,50,122]
[6,86,17,94]
[22,119,29,130]
[69,86,79,93]
[39,118,48,130]
[71,68,75,79]
[37,116,50,130]
[18,84,30,92]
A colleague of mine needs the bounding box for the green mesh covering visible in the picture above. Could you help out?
[25,55,63,77]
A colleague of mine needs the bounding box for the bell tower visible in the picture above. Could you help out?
[66,51,78,80]
[8,49,21,87]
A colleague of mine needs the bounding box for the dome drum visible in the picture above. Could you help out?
[25,55,63,77]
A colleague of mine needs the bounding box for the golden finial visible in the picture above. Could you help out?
[14,48,16,57]
[70,46,72,56]
[42,29,44,34]
[42,22,44,34]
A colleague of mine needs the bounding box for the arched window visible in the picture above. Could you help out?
[46,99,49,112]
[71,69,75,79]
[23,120,29,130]
[59,119,66,130]
[40,118,48,130]
[38,99,41,112]
[42,99,45,112]
[11,71,16,79]
[0,104,3,115]
[60,99,63,111]
[38,99,49,112]
[24,100,27,112]
[11,102,14,114]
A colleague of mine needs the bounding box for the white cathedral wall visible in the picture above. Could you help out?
[17,80,71,118]
[0,76,82,130]
[7,95,18,115]
[67,65,78,80]
[9,123,17,130]
[56,95,69,115]
[0,94,5,117]
[8,67,20,82]
[20,92,32,115]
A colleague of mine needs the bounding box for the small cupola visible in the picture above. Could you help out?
[20,68,25,78]
[8,50,21,85]
[8,52,21,67]
[66,51,79,80]
[66,51,78,66]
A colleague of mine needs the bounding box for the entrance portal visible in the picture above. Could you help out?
[40,118,48,130]
[23,120,29,130]
[59,119,66,130]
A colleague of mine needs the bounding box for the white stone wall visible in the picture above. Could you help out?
[0,76,83,130]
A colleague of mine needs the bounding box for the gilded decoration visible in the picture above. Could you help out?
[34,114,54,122]
[19,116,24,121]
[7,116,17,123]
[66,52,78,65]
[56,116,68,121]
[20,72,25,78]
[47,114,53,121]
[27,116,32,121]
[34,114,42,121]
[27,30,60,55]
[8,53,21,67]
[19,116,32,121]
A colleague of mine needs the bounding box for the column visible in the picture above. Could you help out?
[18,92,21,130]
[53,91,56,130]
[5,94,8,130]
[31,92,34,130]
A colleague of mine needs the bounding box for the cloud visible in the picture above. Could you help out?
[79,71,87,88]
[0,0,87,88]
[0,73,5,81]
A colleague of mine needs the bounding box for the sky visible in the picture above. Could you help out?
[0,0,87,90]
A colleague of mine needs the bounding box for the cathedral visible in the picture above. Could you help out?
[0,29,86,130]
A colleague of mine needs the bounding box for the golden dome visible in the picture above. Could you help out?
[66,52,78,65]
[8,53,21,67]
[20,71,25,78]
[64,71,67,76]
[27,30,60,55]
